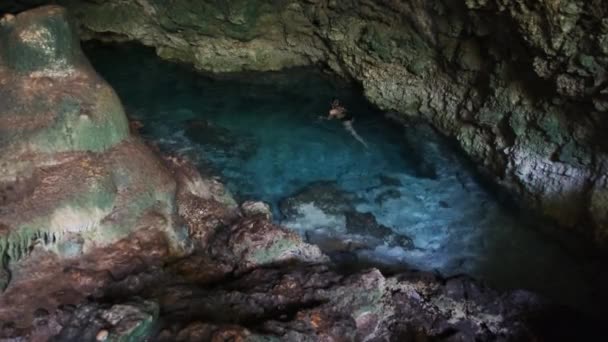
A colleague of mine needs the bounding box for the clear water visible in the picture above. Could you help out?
[85,42,605,316]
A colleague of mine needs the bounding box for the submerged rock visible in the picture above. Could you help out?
[346,211,414,249]
[280,181,415,255]
[280,181,355,220]
[185,119,232,147]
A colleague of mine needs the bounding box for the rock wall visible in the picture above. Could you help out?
[23,0,607,241]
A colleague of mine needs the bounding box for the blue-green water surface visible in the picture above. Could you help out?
[85,43,605,316]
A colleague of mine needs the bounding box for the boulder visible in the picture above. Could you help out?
[210,216,328,272]
[240,200,273,220]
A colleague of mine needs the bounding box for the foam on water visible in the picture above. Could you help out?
[85,42,605,315]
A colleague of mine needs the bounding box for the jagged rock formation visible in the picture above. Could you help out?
[41,266,558,341]
[0,5,183,293]
[0,6,587,341]
[21,0,607,242]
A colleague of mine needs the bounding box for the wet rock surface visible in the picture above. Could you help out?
[240,200,273,220]
[0,5,188,302]
[18,0,607,242]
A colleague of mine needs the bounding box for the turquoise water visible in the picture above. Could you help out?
[85,43,605,315]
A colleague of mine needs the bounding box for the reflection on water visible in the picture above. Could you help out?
[85,42,605,316]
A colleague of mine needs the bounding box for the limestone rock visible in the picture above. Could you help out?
[240,200,272,220]
[0,6,189,280]
[211,216,328,272]
[4,259,573,341]
[0,263,9,293]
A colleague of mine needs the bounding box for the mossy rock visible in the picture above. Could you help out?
[0,5,130,168]
[0,6,81,73]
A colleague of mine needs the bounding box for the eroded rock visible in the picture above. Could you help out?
[211,216,328,272]
[240,200,273,220]
[0,6,191,276]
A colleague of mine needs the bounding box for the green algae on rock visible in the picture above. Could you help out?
[0,6,187,289]
[0,6,130,171]
[0,6,78,74]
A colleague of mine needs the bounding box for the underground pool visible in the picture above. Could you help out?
[84,42,606,317]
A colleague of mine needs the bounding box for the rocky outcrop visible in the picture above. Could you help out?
[27,0,607,241]
[0,5,184,297]
[65,267,551,341]
[3,255,576,341]
[0,3,223,318]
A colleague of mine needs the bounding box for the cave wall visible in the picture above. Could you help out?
[7,0,607,240]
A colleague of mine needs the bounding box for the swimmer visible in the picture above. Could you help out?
[320,99,369,148]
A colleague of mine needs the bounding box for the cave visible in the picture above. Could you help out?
[1,1,607,341]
